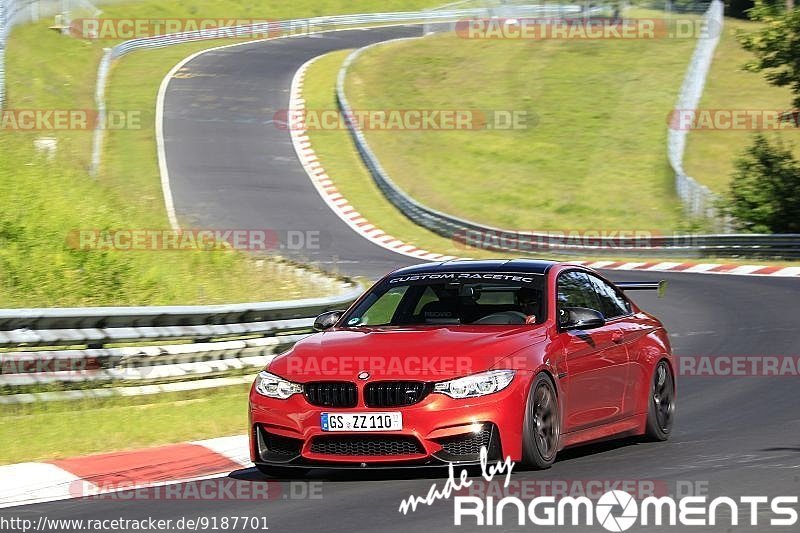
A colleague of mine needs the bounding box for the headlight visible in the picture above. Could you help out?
[254,370,303,399]
[433,369,515,399]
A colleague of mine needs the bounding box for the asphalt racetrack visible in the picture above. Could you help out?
[161,25,427,279]
[4,25,799,533]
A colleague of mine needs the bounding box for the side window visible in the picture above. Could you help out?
[587,274,630,319]
[557,271,600,312]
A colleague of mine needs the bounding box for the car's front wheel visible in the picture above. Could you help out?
[645,360,675,441]
[521,373,560,469]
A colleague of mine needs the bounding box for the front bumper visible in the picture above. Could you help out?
[248,374,531,468]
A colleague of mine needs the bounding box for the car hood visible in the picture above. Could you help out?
[268,325,547,382]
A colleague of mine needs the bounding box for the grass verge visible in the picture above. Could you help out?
[683,18,800,193]
[1,0,441,306]
[0,385,250,464]
[1,26,327,307]
[302,51,800,267]
[342,22,698,232]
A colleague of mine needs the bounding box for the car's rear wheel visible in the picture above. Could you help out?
[645,360,675,441]
[522,373,560,469]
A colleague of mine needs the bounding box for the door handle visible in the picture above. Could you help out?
[611,330,624,343]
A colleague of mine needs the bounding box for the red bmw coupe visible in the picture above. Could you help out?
[249,260,675,474]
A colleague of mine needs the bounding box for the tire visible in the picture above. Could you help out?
[645,360,676,441]
[521,373,560,469]
[255,464,309,479]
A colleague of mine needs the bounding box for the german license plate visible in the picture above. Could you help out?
[321,412,402,432]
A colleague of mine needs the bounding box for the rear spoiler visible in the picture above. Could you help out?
[615,280,667,298]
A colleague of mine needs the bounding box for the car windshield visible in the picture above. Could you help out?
[342,272,546,327]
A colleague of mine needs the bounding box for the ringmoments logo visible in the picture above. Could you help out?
[596,490,638,532]
[453,490,798,529]
[398,447,799,530]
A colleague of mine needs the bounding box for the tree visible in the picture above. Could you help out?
[727,0,756,20]
[740,0,800,107]
[723,134,800,233]
[725,0,792,22]
[739,2,800,107]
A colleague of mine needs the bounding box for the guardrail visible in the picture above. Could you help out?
[0,282,363,404]
[667,0,724,224]
[335,1,800,259]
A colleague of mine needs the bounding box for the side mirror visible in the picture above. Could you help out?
[313,310,344,331]
[559,307,606,330]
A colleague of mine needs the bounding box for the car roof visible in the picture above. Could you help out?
[388,259,563,277]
